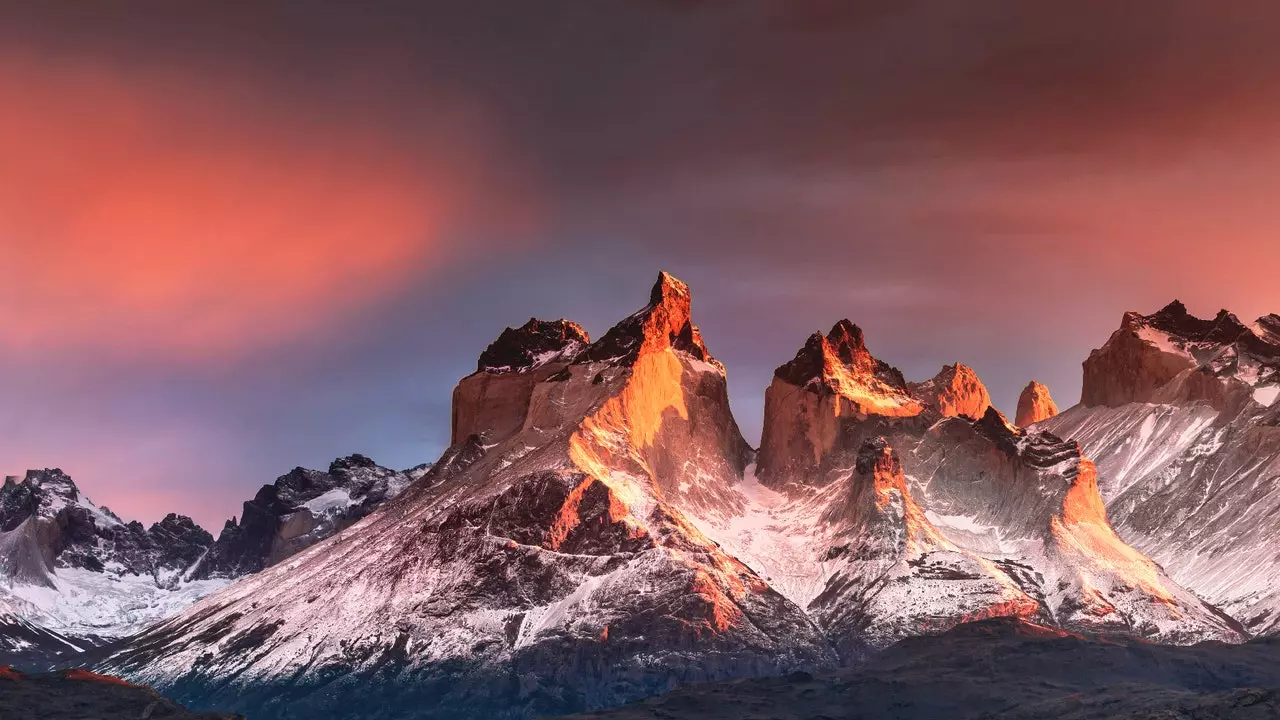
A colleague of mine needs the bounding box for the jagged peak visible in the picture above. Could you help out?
[23,468,79,491]
[147,514,212,545]
[774,320,908,392]
[909,362,992,419]
[582,271,720,370]
[476,318,590,374]
[1016,380,1060,426]
[0,469,83,526]
[972,406,1025,454]
[329,454,380,473]
[1156,299,1189,318]
[1123,301,1253,346]
[825,319,873,370]
[649,270,691,307]
[1252,313,1280,345]
[1090,300,1280,407]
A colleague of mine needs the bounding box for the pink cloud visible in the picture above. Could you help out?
[0,51,516,359]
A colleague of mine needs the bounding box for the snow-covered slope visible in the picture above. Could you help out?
[1041,300,1280,634]
[0,470,226,667]
[0,457,422,669]
[101,273,836,720]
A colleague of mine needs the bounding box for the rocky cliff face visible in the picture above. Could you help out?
[808,436,1045,658]
[756,321,923,489]
[102,273,830,720]
[452,319,590,446]
[1015,381,1059,426]
[192,455,417,580]
[1044,301,1280,634]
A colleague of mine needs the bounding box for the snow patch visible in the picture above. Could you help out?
[1254,385,1280,407]
[301,488,355,517]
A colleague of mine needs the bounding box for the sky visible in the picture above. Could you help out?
[4,1,1280,530]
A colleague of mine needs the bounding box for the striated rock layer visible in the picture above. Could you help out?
[1045,301,1280,633]
[101,273,830,720]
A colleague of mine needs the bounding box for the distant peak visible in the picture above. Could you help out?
[476,318,590,374]
[909,362,992,420]
[1016,381,1060,426]
[329,454,379,473]
[1128,301,1249,344]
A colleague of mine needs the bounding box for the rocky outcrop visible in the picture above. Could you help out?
[452,319,590,446]
[1015,381,1059,426]
[912,408,1240,643]
[1081,300,1280,409]
[103,273,827,720]
[1045,300,1280,634]
[193,454,416,579]
[757,321,923,488]
[908,363,992,420]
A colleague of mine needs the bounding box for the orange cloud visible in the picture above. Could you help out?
[0,53,495,357]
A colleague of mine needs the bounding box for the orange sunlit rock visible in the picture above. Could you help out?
[1015,381,1060,426]
[909,363,993,420]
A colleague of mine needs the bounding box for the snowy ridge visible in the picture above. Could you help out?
[1042,300,1280,634]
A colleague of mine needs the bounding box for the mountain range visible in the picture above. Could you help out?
[3,273,1279,719]
[0,456,426,668]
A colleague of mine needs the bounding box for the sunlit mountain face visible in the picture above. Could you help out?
[4,3,1280,719]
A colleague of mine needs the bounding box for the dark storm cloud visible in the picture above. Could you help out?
[4,1,1280,527]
